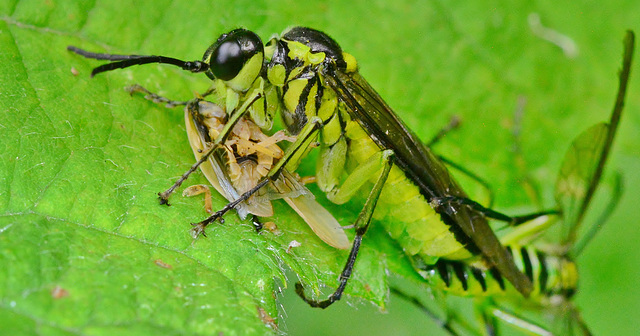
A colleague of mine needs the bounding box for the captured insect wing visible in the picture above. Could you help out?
[185,100,254,218]
[282,188,351,250]
[185,99,349,249]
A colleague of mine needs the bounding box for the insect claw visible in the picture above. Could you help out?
[251,215,263,232]
[189,210,229,238]
[295,282,335,308]
[158,192,171,206]
[190,222,208,238]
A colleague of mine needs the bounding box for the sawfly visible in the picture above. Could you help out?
[68,26,563,309]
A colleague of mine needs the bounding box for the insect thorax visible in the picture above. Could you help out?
[265,27,357,135]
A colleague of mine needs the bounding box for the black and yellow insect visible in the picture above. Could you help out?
[68,26,565,308]
[396,31,634,336]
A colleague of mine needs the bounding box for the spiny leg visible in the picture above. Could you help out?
[430,195,559,226]
[295,150,394,308]
[126,84,189,108]
[125,84,215,108]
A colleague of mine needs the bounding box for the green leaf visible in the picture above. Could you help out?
[1,1,639,336]
[0,2,395,335]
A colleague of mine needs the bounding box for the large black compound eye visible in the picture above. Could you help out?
[209,39,243,80]
[203,29,263,82]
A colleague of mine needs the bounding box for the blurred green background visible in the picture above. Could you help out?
[1,0,638,335]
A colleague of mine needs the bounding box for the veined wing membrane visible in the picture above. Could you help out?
[324,67,533,296]
[554,123,608,245]
[554,30,633,250]
[185,101,255,218]
[266,168,351,250]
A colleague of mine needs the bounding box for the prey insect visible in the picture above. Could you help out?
[126,84,350,248]
[397,31,634,336]
[68,26,556,309]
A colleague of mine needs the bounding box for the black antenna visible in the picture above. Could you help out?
[67,46,209,77]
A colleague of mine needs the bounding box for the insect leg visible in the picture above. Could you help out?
[125,84,189,108]
[125,84,215,108]
[424,116,495,207]
[510,95,545,209]
[251,215,264,232]
[296,150,394,308]
[426,115,462,147]
[572,172,623,256]
[424,114,554,223]
[478,305,498,336]
[484,304,552,336]
[431,196,559,225]
[158,90,263,205]
[436,155,495,207]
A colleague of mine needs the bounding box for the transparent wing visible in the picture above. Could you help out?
[269,170,350,250]
[553,123,608,245]
[324,67,533,295]
[284,195,350,250]
[184,103,254,218]
[553,31,633,248]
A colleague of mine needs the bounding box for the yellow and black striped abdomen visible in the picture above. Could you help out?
[420,245,578,299]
